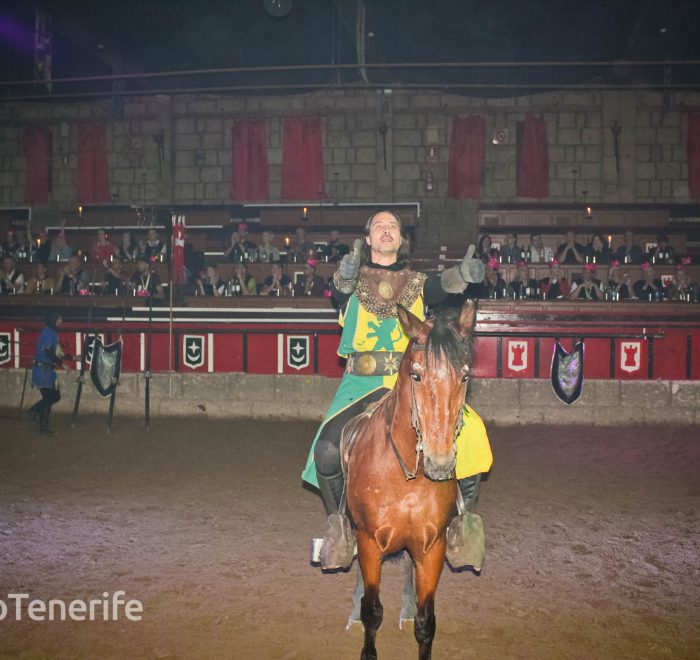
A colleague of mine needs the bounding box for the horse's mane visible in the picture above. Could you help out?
[422,306,472,372]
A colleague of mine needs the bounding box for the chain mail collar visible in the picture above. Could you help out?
[355,266,426,319]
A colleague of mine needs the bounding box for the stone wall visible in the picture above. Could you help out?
[2,88,700,250]
[1,369,697,426]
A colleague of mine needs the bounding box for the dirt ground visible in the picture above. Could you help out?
[0,410,698,660]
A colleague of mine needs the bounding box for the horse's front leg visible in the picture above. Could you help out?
[357,531,384,660]
[413,539,447,660]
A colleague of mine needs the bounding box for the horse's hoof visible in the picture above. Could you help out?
[399,617,414,630]
[345,616,363,631]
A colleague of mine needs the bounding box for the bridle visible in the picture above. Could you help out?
[386,340,466,481]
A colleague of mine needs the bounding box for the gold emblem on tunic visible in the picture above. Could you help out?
[378,280,394,299]
[357,354,377,375]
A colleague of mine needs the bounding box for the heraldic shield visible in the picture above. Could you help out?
[90,338,122,398]
[550,340,584,405]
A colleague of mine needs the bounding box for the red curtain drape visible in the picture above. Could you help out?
[281,117,325,200]
[447,115,485,198]
[230,119,269,201]
[22,127,52,205]
[517,114,549,198]
[78,123,111,204]
[687,114,700,198]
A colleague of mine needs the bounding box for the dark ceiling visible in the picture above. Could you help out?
[1,0,700,100]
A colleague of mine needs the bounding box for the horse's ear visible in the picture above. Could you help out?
[397,304,426,339]
[456,299,477,338]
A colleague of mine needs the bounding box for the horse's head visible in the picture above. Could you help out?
[396,300,476,481]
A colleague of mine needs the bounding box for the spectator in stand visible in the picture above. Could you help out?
[260,262,292,296]
[56,256,89,295]
[256,231,280,263]
[499,232,525,264]
[1,255,25,294]
[289,227,314,262]
[224,225,257,262]
[633,262,666,301]
[117,231,140,263]
[539,259,570,300]
[25,262,54,295]
[527,232,554,264]
[476,234,497,264]
[647,233,677,265]
[556,230,586,265]
[570,262,604,301]
[667,260,697,301]
[614,230,643,265]
[606,260,631,300]
[236,222,257,253]
[295,258,326,297]
[196,265,225,297]
[469,256,506,299]
[48,232,73,262]
[585,233,611,264]
[100,258,128,295]
[3,229,27,260]
[233,263,257,295]
[143,228,167,262]
[509,261,539,299]
[324,230,350,263]
[89,229,116,264]
[130,256,164,299]
[32,232,51,263]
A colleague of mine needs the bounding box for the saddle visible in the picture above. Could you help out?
[339,391,391,477]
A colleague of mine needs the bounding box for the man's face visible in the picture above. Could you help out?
[506,233,516,246]
[330,230,340,242]
[582,269,593,282]
[262,231,270,244]
[531,235,542,248]
[36,264,47,278]
[517,264,528,279]
[148,229,157,242]
[365,212,401,260]
[138,260,149,273]
[3,257,14,272]
[566,231,576,244]
[55,235,65,247]
[68,257,80,273]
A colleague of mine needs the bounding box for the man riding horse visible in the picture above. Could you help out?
[301,210,493,568]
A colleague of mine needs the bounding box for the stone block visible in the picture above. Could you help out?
[467,378,519,407]
[350,164,377,181]
[177,134,200,149]
[216,98,246,113]
[670,382,700,409]
[656,162,680,179]
[201,134,223,149]
[642,406,694,426]
[149,373,183,398]
[656,127,679,145]
[350,131,376,147]
[200,167,223,183]
[393,130,421,147]
[576,380,620,407]
[327,115,345,131]
[229,373,275,402]
[580,128,600,145]
[620,381,671,408]
[557,113,576,128]
[355,148,376,164]
[355,181,376,199]
[174,167,199,183]
[636,162,655,179]
[636,128,655,145]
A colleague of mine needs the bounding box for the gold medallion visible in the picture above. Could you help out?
[378,280,394,300]
[357,354,377,376]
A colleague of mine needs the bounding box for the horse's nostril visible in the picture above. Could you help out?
[424,454,456,481]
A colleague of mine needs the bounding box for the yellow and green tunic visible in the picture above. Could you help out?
[301,266,492,488]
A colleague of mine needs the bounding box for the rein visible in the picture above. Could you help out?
[386,341,465,481]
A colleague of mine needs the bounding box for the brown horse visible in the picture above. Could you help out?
[345,300,476,660]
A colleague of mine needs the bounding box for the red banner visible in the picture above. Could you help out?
[171,215,185,285]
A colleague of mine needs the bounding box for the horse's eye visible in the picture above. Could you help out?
[410,373,421,382]
[461,373,469,383]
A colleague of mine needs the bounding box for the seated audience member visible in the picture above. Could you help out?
[143,228,167,262]
[476,234,498,263]
[667,260,697,301]
[256,231,280,263]
[3,229,27,260]
[196,265,225,297]
[1,256,25,294]
[539,259,570,300]
[232,263,257,295]
[100,259,128,295]
[118,231,140,263]
[294,258,326,297]
[585,233,611,264]
[25,262,54,295]
[556,230,585,265]
[224,222,257,262]
[570,262,604,301]
[499,232,525,264]
[289,227,314,262]
[130,256,164,299]
[324,229,349,262]
[260,263,292,296]
[527,232,554,263]
[509,261,539,299]
[633,262,665,301]
[48,232,73,262]
[89,229,116,264]
[614,230,643,265]
[606,260,631,300]
[647,233,676,264]
[469,257,506,299]
[56,256,89,295]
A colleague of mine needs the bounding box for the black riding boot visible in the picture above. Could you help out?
[39,407,55,435]
[26,400,43,423]
[446,473,485,571]
[316,471,354,571]
[317,471,345,515]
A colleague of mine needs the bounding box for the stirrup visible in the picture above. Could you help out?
[318,513,355,571]
[445,512,485,571]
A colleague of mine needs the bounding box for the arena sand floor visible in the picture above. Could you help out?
[0,412,698,660]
